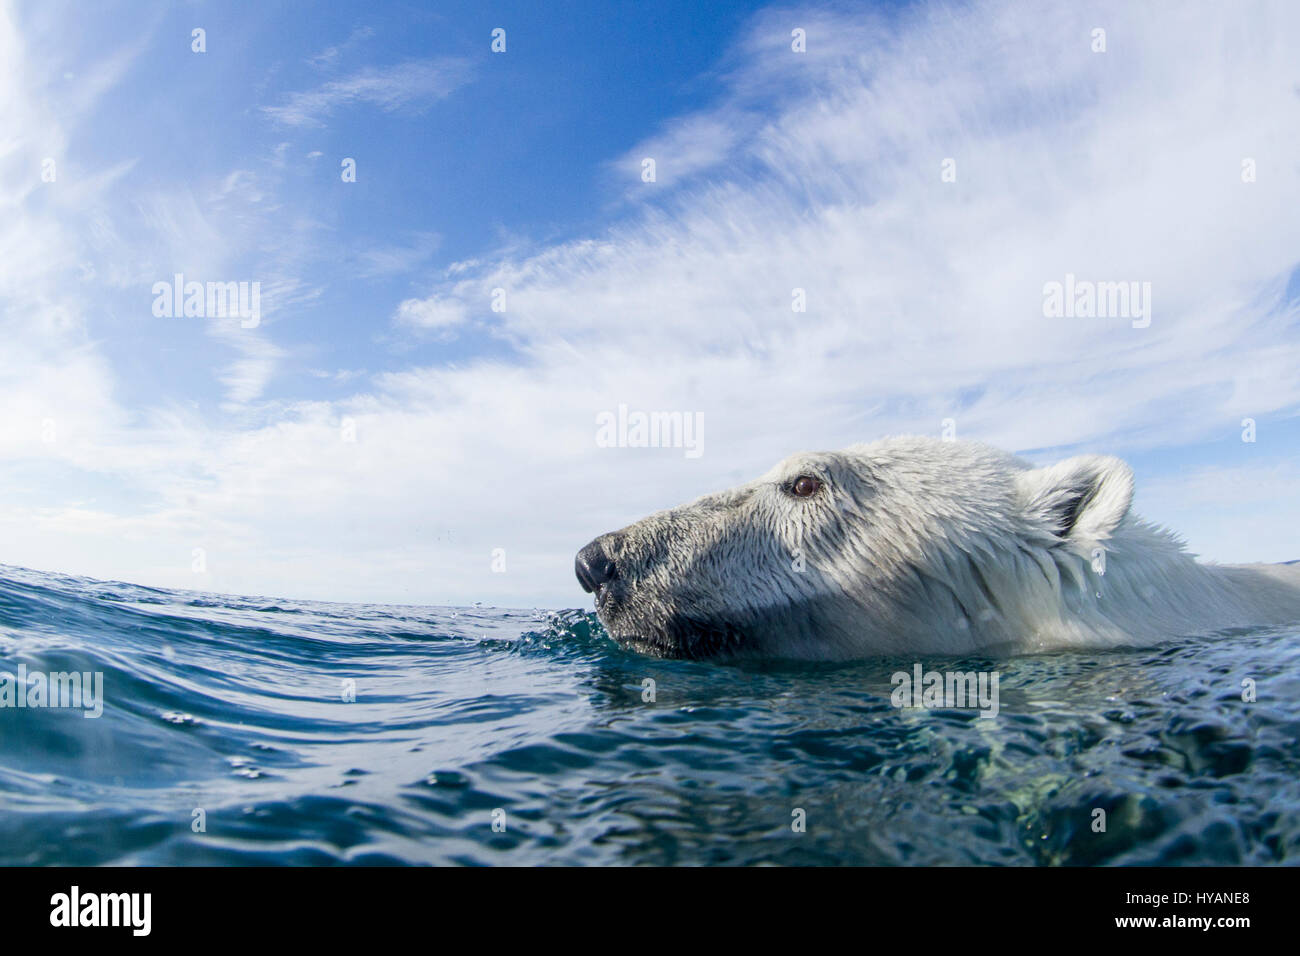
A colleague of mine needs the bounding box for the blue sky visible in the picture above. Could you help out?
[1,0,1298,607]
[37,0,769,407]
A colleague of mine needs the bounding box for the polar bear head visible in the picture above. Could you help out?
[575,436,1138,659]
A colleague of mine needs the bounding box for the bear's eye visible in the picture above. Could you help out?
[789,475,822,498]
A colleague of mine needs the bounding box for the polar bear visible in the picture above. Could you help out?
[574,436,1300,659]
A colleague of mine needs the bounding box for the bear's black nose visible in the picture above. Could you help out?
[575,537,618,593]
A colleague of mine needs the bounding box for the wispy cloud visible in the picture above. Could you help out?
[394,294,468,330]
[307,25,376,70]
[611,114,744,195]
[215,327,286,408]
[263,57,473,127]
[353,232,442,279]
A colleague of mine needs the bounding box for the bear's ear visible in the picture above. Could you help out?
[1014,455,1134,542]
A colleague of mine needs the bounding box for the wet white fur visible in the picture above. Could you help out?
[592,436,1300,659]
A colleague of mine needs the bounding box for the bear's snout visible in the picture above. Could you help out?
[575,535,620,593]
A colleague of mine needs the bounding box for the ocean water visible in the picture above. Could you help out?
[1,562,1298,866]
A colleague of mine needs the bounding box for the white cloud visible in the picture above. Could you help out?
[394,295,469,330]
[307,25,376,70]
[354,232,442,279]
[263,58,474,127]
[613,114,744,194]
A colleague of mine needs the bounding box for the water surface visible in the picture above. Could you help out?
[1,563,1297,865]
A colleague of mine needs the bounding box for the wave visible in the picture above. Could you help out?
[2,563,1299,865]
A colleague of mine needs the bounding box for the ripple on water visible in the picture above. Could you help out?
[2,564,1299,864]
